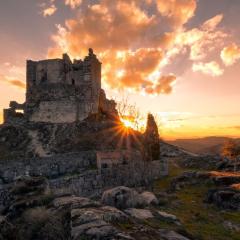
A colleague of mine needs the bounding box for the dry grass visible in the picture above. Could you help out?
[209,171,240,177]
[153,160,240,240]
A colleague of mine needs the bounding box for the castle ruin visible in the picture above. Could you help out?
[4,48,117,124]
[0,49,168,205]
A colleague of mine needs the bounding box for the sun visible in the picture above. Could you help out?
[121,118,135,129]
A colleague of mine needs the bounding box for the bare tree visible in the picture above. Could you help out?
[115,94,145,132]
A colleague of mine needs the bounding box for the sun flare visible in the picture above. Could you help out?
[121,118,135,129]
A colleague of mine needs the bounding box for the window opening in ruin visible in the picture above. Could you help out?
[72,79,75,85]
[101,163,108,169]
[15,109,24,114]
[40,70,47,83]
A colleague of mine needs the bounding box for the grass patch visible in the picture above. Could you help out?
[153,161,240,240]
[114,221,135,231]
[153,160,191,191]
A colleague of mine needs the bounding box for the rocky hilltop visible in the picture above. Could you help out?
[0,51,240,240]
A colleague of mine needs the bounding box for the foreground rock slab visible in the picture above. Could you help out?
[159,230,191,240]
[53,196,101,209]
[124,208,154,220]
[71,206,132,240]
[101,186,158,210]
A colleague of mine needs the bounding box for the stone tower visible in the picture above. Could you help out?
[25,48,101,123]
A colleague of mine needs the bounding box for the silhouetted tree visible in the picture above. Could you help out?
[144,113,160,161]
[222,140,240,172]
[116,94,144,132]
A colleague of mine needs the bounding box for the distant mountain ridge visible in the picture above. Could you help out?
[167,136,240,155]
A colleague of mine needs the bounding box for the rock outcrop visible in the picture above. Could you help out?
[206,187,240,210]
[0,177,192,240]
[101,186,159,210]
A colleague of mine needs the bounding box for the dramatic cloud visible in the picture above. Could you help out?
[202,14,223,31]
[47,0,234,94]
[175,14,226,61]
[221,43,240,66]
[145,75,176,94]
[64,0,82,9]
[192,61,224,76]
[156,0,197,26]
[48,0,174,94]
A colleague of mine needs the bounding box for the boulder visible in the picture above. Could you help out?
[71,219,116,240]
[223,221,240,232]
[157,211,179,223]
[213,176,240,186]
[206,188,240,210]
[71,206,128,226]
[52,196,101,209]
[159,230,191,240]
[124,208,154,220]
[5,176,51,218]
[101,186,144,209]
[140,191,159,206]
[101,186,159,210]
[71,206,131,240]
[100,206,129,223]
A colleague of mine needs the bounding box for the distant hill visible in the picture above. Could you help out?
[167,136,240,155]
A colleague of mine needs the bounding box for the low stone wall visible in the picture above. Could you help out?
[48,158,168,197]
[0,152,96,183]
[0,152,168,210]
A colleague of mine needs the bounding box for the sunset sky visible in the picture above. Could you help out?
[1,0,240,140]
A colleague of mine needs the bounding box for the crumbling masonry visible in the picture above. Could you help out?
[4,49,117,124]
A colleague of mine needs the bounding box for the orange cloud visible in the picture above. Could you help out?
[221,43,240,66]
[42,4,57,17]
[192,61,224,76]
[175,14,226,61]
[102,48,164,90]
[202,14,223,31]
[8,79,26,89]
[47,0,233,94]
[156,0,197,26]
[48,0,173,95]
[65,0,82,9]
[145,75,176,94]
[0,74,26,89]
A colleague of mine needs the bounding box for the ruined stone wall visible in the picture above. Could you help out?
[29,100,97,123]
[0,151,168,209]
[35,59,65,84]
[24,50,102,124]
[4,50,115,125]
[0,152,97,183]
[30,100,78,123]
[3,101,26,125]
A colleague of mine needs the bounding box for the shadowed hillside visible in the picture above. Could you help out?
[168,137,240,155]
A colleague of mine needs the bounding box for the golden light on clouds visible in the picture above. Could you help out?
[221,43,240,66]
[47,0,237,96]
[192,61,224,77]
[65,0,82,9]
[42,4,57,17]
[156,0,197,26]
